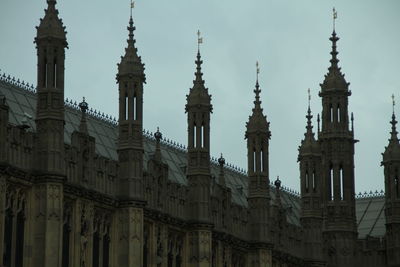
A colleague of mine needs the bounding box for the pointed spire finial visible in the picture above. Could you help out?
[256,61,260,82]
[154,127,162,162]
[333,7,338,31]
[392,94,396,114]
[130,0,134,18]
[197,30,203,52]
[254,61,261,109]
[307,88,311,109]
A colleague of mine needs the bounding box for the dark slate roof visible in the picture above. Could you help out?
[0,74,386,238]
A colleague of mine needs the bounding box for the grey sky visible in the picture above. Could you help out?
[0,0,399,194]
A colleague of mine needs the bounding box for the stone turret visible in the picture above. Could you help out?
[298,94,324,266]
[382,99,400,267]
[115,9,146,267]
[318,30,357,267]
[245,64,273,266]
[33,0,67,266]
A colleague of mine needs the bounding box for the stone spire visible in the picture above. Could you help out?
[383,95,400,159]
[320,30,349,92]
[36,0,67,45]
[246,75,270,135]
[78,97,88,134]
[117,11,145,82]
[299,89,319,154]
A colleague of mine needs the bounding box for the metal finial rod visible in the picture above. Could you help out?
[130,0,134,18]
[197,30,203,51]
[333,7,338,31]
[307,88,311,108]
[256,61,260,81]
[392,94,396,114]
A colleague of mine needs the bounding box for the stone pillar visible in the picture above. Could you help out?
[116,206,144,267]
[188,228,212,267]
[32,181,64,267]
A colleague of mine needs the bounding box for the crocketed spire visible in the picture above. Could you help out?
[117,14,145,81]
[36,0,67,45]
[299,105,319,154]
[186,50,212,108]
[383,102,400,161]
[246,77,270,135]
[320,31,349,92]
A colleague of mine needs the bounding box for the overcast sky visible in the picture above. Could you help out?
[1,0,399,194]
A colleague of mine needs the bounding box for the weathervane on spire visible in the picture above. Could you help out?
[256,61,260,81]
[130,0,135,17]
[333,7,338,31]
[392,94,396,114]
[197,30,203,51]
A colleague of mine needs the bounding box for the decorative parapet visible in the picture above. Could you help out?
[355,190,385,199]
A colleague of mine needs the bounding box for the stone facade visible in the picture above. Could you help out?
[0,1,399,267]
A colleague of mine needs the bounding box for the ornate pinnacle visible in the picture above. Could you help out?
[218,153,226,186]
[390,94,399,144]
[78,97,88,133]
[154,127,162,162]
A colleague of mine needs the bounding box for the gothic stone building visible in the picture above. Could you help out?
[0,1,399,267]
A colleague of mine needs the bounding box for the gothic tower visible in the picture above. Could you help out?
[185,43,213,266]
[318,30,357,267]
[298,96,324,266]
[116,10,146,267]
[382,101,400,267]
[33,0,67,266]
[245,67,273,265]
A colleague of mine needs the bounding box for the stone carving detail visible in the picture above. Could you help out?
[79,201,93,267]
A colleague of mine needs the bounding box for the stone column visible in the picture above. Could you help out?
[32,181,64,267]
[116,206,144,267]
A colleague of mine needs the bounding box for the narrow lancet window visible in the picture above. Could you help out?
[201,125,204,148]
[337,104,341,122]
[261,149,264,172]
[305,170,309,192]
[125,94,129,120]
[330,104,334,122]
[133,93,137,120]
[312,171,316,191]
[43,57,48,87]
[193,125,197,148]
[53,58,57,88]
[339,166,344,200]
[330,165,334,201]
[253,150,256,172]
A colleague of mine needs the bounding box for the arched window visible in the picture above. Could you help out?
[103,234,110,267]
[330,165,334,201]
[43,57,48,87]
[330,104,334,122]
[201,124,204,148]
[305,170,309,193]
[337,104,341,122]
[253,149,256,172]
[133,93,137,120]
[261,148,264,172]
[53,57,57,88]
[339,166,344,200]
[125,93,128,120]
[193,124,197,148]
[312,170,316,191]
